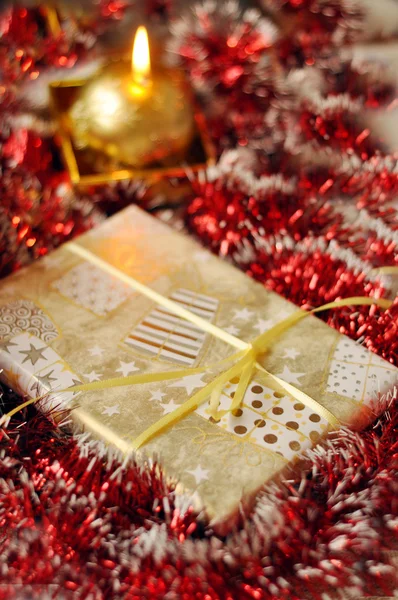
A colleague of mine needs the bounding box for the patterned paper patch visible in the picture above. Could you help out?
[0,333,80,410]
[0,299,58,343]
[196,379,329,460]
[124,288,219,366]
[28,360,82,411]
[1,332,60,371]
[52,261,132,316]
[326,337,397,405]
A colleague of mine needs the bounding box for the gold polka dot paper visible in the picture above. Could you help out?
[196,379,330,461]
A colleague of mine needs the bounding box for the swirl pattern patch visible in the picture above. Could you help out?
[0,299,58,343]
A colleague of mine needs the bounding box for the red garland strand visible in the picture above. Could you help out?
[265,0,364,63]
[0,127,103,277]
[0,2,398,598]
[0,381,397,598]
[169,2,277,96]
[0,5,94,85]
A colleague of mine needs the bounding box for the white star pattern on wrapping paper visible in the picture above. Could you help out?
[253,318,273,334]
[116,360,139,377]
[283,348,300,360]
[89,345,104,357]
[84,370,102,382]
[169,373,207,395]
[149,390,167,402]
[102,404,120,417]
[187,465,209,484]
[224,324,240,336]
[275,365,305,385]
[160,400,180,415]
[233,307,254,321]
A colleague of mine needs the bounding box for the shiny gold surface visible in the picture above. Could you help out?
[46,7,215,190]
[49,75,216,190]
[68,62,195,169]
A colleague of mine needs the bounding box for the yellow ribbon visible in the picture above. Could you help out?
[2,240,393,451]
[129,296,391,448]
[372,266,398,276]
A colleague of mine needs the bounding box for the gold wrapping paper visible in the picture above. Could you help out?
[0,206,397,526]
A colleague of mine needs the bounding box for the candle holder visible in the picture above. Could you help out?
[46,6,216,199]
[49,75,216,195]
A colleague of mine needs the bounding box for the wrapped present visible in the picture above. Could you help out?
[0,206,397,528]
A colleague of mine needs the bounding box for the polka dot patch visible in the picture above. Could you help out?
[197,377,333,461]
[252,400,263,409]
[310,414,320,423]
[327,337,398,405]
[251,385,263,394]
[234,425,247,435]
[289,441,301,451]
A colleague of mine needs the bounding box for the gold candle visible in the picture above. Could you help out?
[68,27,195,169]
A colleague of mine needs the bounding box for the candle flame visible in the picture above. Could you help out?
[132,26,151,85]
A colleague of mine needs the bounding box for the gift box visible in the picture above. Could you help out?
[0,206,396,528]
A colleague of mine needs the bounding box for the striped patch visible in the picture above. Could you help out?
[124,289,219,365]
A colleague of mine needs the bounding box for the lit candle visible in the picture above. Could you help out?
[131,26,151,89]
[67,26,195,169]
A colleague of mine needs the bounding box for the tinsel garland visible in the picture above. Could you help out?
[0,1,398,598]
[0,128,103,277]
[0,381,397,599]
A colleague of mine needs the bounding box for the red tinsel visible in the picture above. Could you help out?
[0,127,103,277]
[169,1,277,96]
[168,1,280,154]
[0,2,398,598]
[185,162,347,253]
[266,0,364,64]
[0,379,397,599]
[100,0,130,20]
[0,5,94,85]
